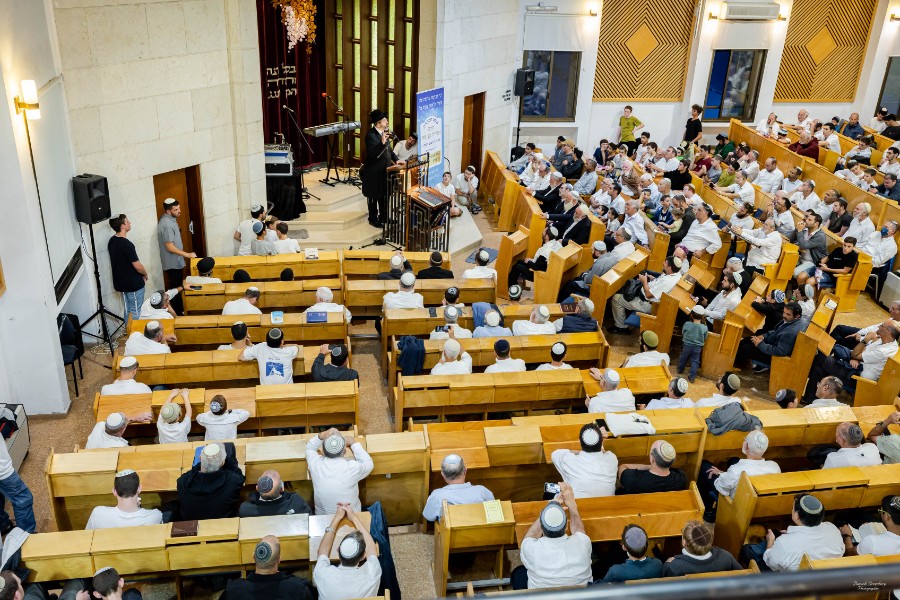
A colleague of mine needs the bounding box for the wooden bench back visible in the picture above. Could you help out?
[534,243,583,304]
[189,252,341,282]
[182,279,343,314]
[343,278,496,316]
[494,229,530,300]
[341,250,447,278]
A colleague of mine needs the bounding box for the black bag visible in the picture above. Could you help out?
[622,278,643,302]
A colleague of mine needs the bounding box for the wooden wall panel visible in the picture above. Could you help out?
[593,0,699,102]
[774,0,877,102]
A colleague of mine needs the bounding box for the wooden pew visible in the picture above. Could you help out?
[189,252,341,282]
[533,242,583,304]
[768,326,824,396]
[714,463,900,558]
[344,278,496,317]
[589,247,651,321]
[182,279,343,315]
[638,292,682,355]
[93,382,359,438]
[700,313,743,379]
[729,273,769,333]
[341,250,448,279]
[852,353,900,407]
[494,228,530,300]
[762,243,799,294]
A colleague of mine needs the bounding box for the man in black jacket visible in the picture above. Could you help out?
[177,442,244,520]
[376,252,412,280]
[239,470,312,517]
[667,195,696,251]
[534,172,564,211]
[417,251,454,279]
[312,344,359,382]
[224,536,312,599]
[552,204,592,246]
[361,108,399,227]
[737,302,804,373]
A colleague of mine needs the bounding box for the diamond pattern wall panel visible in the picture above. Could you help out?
[774,0,877,102]
[593,0,699,101]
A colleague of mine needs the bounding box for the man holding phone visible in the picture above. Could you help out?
[550,423,617,498]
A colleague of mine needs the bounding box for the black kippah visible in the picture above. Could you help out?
[257,476,274,494]
[255,541,273,562]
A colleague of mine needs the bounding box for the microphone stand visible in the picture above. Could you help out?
[323,94,361,187]
[283,105,320,202]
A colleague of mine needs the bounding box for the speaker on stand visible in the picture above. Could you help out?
[73,174,122,355]
[513,68,535,151]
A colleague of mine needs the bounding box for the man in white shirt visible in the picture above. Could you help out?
[790,180,821,215]
[430,338,473,375]
[822,422,882,469]
[272,222,301,254]
[508,143,535,173]
[879,147,900,176]
[858,220,899,270]
[610,256,682,332]
[620,200,649,247]
[86,470,163,530]
[454,165,482,213]
[393,132,418,161]
[86,411,151,449]
[573,158,599,196]
[752,493,844,571]
[305,428,374,514]
[786,109,814,133]
[803,376,846,408]
[734,219,782,271]
[239,327,300,385]
[755,157,784,193]
[738,150,761,182]
[223,287,263,315]
[871,108,889,133]
[140,288,179,320]
[589,177,612,208]
[694,273,743,326]
[218,321,252,351]
[484,339,526,373]
[700,430,780,521]
[844,202,876,242]
[101,356,152,396]
[157,388,192,444]
[642,377,694,409]
[512,305,557,336]
[196,394,250,441]
[306,286,352,323]
[382,271,425,311]
[536,341,572,370]
[695,372,743,408]
[429,305,472,340]
[623,330,671,367]
[782,167,804,194]
[585,368,635,413]
[680,203,723,258]
[473,310,512,338]
[814,122,841,154]
[184,256,223,286]
[727,203,755,233]
[551,423,617,498]
[842,495,900,557]
[770,193,796,236]
[234,204,266,256]
[422,454,494,521]
[461,248,497,284]
[123,321,174,356]
[649,146,680,173]
[518,153,544,188]
[716,169,755,206]
[513,482,592,590]
[313,506,382,600]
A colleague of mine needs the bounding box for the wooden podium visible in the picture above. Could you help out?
[386,158,451,252]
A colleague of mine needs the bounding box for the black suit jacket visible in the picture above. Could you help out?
[535,184,562,210]
[361,127,398,198]
[417,266,454,280]
[552,215,591,246]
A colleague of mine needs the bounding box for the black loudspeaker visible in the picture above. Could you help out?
[73,174,111,224]
[514,69,535,97]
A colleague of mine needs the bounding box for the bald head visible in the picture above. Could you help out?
[255,535,281,572]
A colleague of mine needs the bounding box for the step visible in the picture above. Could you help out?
[302,189,366,213]
[289,210,369,231]
[300,221,386,250]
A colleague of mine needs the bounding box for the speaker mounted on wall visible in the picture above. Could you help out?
[72,174,111,225]
[514,69,535,97]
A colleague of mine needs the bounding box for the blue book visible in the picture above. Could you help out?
[306,311,327,323]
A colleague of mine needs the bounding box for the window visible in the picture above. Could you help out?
[521,51,581,121]
[877,57,900,116]
[703,50,766,122]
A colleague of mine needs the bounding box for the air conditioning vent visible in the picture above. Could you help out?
[720,0,781,21]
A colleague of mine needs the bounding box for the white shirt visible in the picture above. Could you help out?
[870,117,888,133]
[645,273,681,303]
[484,358,526,373]
[844,217,875,242]
[222,298,262,316]
[740,161,760,182]
[535,362,573,370]
[741,228,783,268]
[729,214,755,231]
[394,140,418,161]
[184,275,222,285]
[435,182,455,197]
[422,482,495,521]
[782,178,802,195]
[430,352,473,375]
[429,324,473,340]
[273,238,301,254]
[860,339,900,380]
[681,219,723,254]
[858,530,900,556]
[139,289,178,320]
[85,506,163,530]
[815,132,841,154]
[463,265,497,282]
[773,210,796,236]
[306,302,352,323]
[305,436,374,514]
[241,344,299,385]
[795,117,814,132]
[858,232,898,268]
[534,240,563,264]
[756,118,777,137]
[512,320,556,336]
[196,409,250,441]
[714,458,781,498]
[755,168,784,194]
[645,397,694,409]
[519,532,592,589]
[703,287,742,322]
[236,219,260,255]
[551,448,617,498]
[622,213,648,246]
[764,523,844,571]
[623,350,670,367]
[454,173,479,194]
[880,159,900,177]
[157,414,191,444]
[101,378,151,396]
[655,157,680,171]
[823,443,883,468]
[587,389,636,413]
[86,422,129,450]
[695,393,742,408]
[313,554,382,600]
[609,241,636,263]
[727,182,756,205]
[791,191,821,214]
[123,332,171,356]
[806,398,845,408]
[382,290,425,309]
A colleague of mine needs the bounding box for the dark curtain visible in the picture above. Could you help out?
[256,0,327,167]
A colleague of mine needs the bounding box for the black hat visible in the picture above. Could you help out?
[716,133,728,140]
[410,132,418,140]
[197,257,215,273]
[369,109,387,123]
[233,269,251,283]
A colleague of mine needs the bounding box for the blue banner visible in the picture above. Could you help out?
[416,87,444,188]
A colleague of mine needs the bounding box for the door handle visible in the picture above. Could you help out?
[189,221,194,234]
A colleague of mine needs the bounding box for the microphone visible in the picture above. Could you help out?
[282,105,295,113]
[385,130,400,140]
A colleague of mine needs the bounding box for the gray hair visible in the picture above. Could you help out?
[618,229,632,241]
[316,286,334,302]
[626,199,640,210]
[200,445,226,473]
[561,183,574,192]
[822,375,843,394]
[748,150,759,160]
[550,172,564,181]
[764,218,776,229]
[440,455,466,480]
[745,430,769,455]
[659,178,671,187]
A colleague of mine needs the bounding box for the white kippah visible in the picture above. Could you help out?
[115,469,136,478]
[338,535,361,560]
[147,320,161,330]
[248,286,259,292]
[251,203,263,212]
[581,298,595,313]
[444,338,461,359]
[331,346,344,357]
[203,443,221,457]
[604,369,620,385]
[161,403,181,423]
[540,503,567,532]
[443,453,462,466]
[444,305,459,320]
[485,311,501,327]
[727,257,742,265]
[390,254,404,268]
[324,434,346,456]
[551,342,566,355]
[548,225,559,238]
[533,153,544,160]
[478,249,490,262]
[674,378,689,394]
[692,305,705,316]
[732,272,743,286]
[163,198,176,206]
[538,305,550,318]
[400,271,416,287]
[150,292,163,306]
[119,356,137,369]
[106,412,126,429]
[593,240,606,253]
[93,566,114,577]
[317,286,333,301]
[671,257,683,269]
[210,400,223,413]
[581,427,601,446]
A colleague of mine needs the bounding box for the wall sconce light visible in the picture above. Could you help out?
[14,80,41,120]
[588,9,598,16]
[708,11,718,19]
[778,13,787,20]
[892,13,900,21]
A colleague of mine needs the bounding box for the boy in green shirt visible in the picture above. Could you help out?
[714,133,735,159]
[678,306,708,382]
[618,105,644,156]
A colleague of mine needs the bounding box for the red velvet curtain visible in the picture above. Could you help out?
[256,0,327,167]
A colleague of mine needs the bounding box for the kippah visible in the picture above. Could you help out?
[257,475,275,494]
[255,540,273,562]
[689,523,713,546]
[400,272,416,287]
[444,338,461,358]
[106,412,126,429]
[252,221,264,234]
[674,377,689,394]
[642,330,659,347]
[147,320,161,330]
[800,494,823,514]
[94,566,114,577]
[671,257,683,269]
[197,257,215,272]
[593,240,606,253]
[508,285,523,300]
[540,502,567,533]
[485,312,501,327]
[203,443,221,457]
[163,198,176,206]
[390,254,404,268]
[269,328,283,340]
[624,526,648,549]
[776,389,789,401]
[733,272,743,286]
[444,306,459,320]
[804,284,815,299]
[115,469,136,478]
[446,286,459,297]
[773,289,786,303]
[538,305,550,318]
[657,441,676,462]
[494,339,510,353]
[726,373,741,391]
[692,305,705,316]
[581,298,595,313]
[160,403,181,423]
[548,225,559,238]
[210,400,223,413]
[248,286,259,293]
[551,342,566,355]
[430,251,443,263]
[251,203,263,212]
[331,345,344,358]
[727,257,742,265]
[604,369,620,384]
[338,535,361,560]
[150,292,163,307]
[324,434,346,456]
[534,152,544,160]
[443,454,462,466]
[478,249,490,262]
[581,426,601,446]
[119,356,137,368]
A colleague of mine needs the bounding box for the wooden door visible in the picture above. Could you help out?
[153,166,206,256]
[461,92,486,172]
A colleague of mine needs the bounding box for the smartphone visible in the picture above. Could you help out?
[190,285,202,290]
[428,307,437,318]
[544,482,561,495]
[434,325,449,333]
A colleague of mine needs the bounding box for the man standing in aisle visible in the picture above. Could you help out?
[108,214,148,328]
[157,198,195,315]
[0,431,34,534]
[361,109,399,228]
